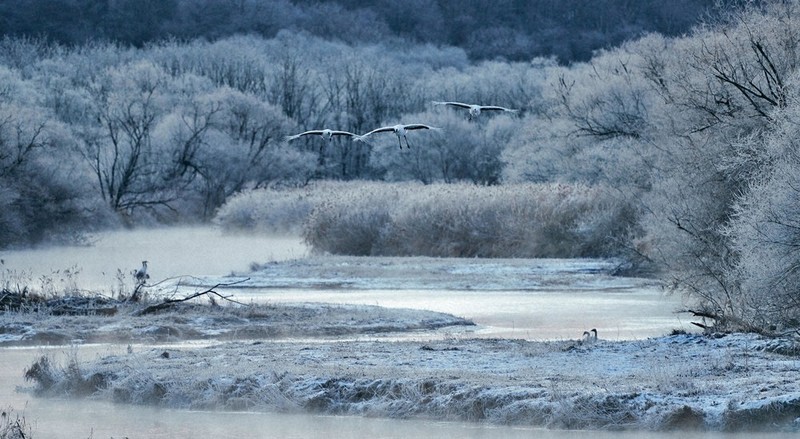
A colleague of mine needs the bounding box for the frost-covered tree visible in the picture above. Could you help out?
[0,65,105,247]
[500,1,800,329]
[187,88,314,217]
[726,75,800,329]
[595,1,800,328]
[74,61,178,218]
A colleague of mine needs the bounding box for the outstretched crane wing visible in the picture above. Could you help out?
[329,130,357,137]
[285,130,324,141]
[479,105,518,113]
[404,123,439,131]
[433,101,472,110]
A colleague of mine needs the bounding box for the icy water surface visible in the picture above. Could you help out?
[0,226,307,292]
[0,228,759,437]
[226,286,687,340]
[2,346,797,439]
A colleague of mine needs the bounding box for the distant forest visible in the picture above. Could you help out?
[0,0,732,62]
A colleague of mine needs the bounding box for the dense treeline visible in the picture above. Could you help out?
[3,0,800,331]
[0,29,546,240]
[0,0,729,63]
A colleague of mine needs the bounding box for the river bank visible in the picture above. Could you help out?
[7,249,793,433]
[21,327,800,432]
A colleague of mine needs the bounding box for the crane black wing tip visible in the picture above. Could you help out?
[481,106,517,112]
[433,101,472,108]
[403,124,441,132]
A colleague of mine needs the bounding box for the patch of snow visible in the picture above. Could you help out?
[26,333,800,431]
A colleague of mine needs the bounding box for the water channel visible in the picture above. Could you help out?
[0,227,790,438]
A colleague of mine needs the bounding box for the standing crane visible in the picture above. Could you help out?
[134,260,149,285]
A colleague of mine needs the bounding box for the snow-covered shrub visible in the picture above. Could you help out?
[302,184,399,256]
[214,187,316,234]
[301,182,635,258]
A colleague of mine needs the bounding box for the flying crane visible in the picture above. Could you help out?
[432,101,518,120]
[354,123,439,149]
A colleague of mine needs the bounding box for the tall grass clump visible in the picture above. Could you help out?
[214,186,319,234]
[0,408,31,439]
[302,184,403,255]
[215,181,636,258]
[299,182,636,258]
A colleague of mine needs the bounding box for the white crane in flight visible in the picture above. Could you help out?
[285,129,357,143]
[432,101,518,120]
[354,123,439,149]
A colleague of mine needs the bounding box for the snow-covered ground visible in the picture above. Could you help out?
[25,332,800,431]
[9,254,800,432]
[0,301,473,346]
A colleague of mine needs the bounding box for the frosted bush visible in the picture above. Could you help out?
[223,181,638,258]
[302,184,400,256]
[214,187,316,234]
[298,182,634,258]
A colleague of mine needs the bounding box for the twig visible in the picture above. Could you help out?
[686,309,718,320]
[133,278,250,316]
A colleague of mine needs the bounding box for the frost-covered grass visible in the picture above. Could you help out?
[1,265,84,301]
[0,407,31,439]
[214,181,637,259]
[0,294,472,346]
[24,333,800,432]
[214,186,320,235]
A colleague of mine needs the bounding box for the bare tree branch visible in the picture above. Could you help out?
[133,278,250,316]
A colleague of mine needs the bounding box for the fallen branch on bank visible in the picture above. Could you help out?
[684,309,800,339]
[133,278,250,316]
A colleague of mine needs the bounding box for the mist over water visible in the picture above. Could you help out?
[0,227,307,293]
[0,228,790,438]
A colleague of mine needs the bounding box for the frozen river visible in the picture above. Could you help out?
[2,227,780,438]
[1,227,691,341]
